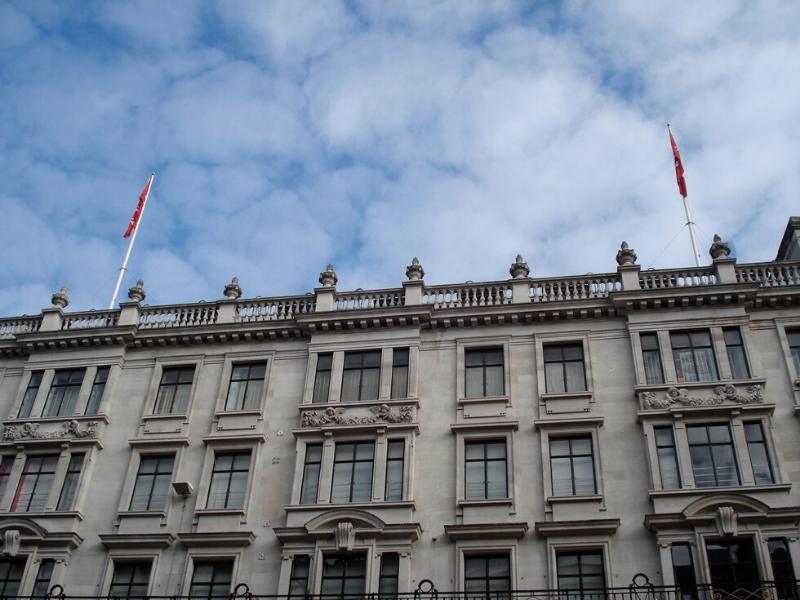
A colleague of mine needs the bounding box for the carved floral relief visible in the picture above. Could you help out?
[2,419,98,441]
[639,384,763,410]
[301,404,413,428]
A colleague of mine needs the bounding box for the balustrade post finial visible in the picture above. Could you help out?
[709,234,731,259]
[319,264,338,288]
[406,257,425,281]
[127,279,146,303]
[616,241,638,266]
[51,286,69,309]
[509,254,531,279]
[224,276,242,300]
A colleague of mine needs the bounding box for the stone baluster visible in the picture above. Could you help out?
[119,280,145,326]
[616,241,641,290]
[710,234,737,284]
[218,276,242,323]
[403,257,424,306]
[509,255,531,304]
[315,264,338,312]
[40,287,69,332]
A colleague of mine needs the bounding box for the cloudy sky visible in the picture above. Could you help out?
[1,1,798,316]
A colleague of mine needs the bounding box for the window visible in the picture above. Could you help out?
[787,330,800,375]
[56,452,84,510]
[110,561,151,600]
[225,362,266,411]
[288,556,310,598]
[300,444,322,504]
[33,558,55,598]
[18,371,43,418]
[189,561,232,600]
[557,551,605,599]
[12,455,58,512]
[341,351,381,402]
[768,539,796,600]
[154,366,194,414]
[0,456,14,501]
[724,328,750,379]
[687,424,740,487]
[544,343,586,393]
[671,544,698,600]
[207,451,251,509]
[313,354,332,403]
[384,440,405,501]
[464,554,510,597]
[641,333,664,384]
[391,349,409,399]
[379,554,400,597]
[0,559,25,598]
[706,539,759,591]
[321,554,367,598]
[671,331,719,383]
[42,369,85,417]
[85,366,110,415]
[465,348,504,397]
[331,442,374,503]
[130,454,174,511]
[744,422,774,484]
[465,440,507,500]
[654,426,681,489]
[550,436,596,496]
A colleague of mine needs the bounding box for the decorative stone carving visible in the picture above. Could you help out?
[301,404,413,428]
[335,522,355,550]
[716,506,738,536]
[2,420,98,441]
[639,384,763,410]
[51,286,69,308]
[406,257,424,281]
[509,255,530,279]
[709,234,731,259]
[128,280,146,302]
[224,276,242,300]
[319,264,338,288]
[616,242,637,266]
[3,530,20,556]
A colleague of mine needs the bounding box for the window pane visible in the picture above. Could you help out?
[572,456,596,494]
[171,384,191,413]
[243,380,263,410]
[545,363,565,393]
[391,365,408,399]
[351,462,373,501]
[225,381,246,411]
[641,333,659,351]
[690,446,716,487]
[658,447,681,489]
[485,461,507,498]
[465,462,485,499]
[359,368,380,400]
[313,370,331,403]
[465,367,483,397]
[727,346,750,379]
[340,370,360,402]
[485,365,504,395]
[331,463,354,502]
[711,445,739,486]
[551,457,574,496]
[694,348,718,381]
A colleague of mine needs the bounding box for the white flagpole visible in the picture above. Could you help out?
[681,195,702,267]
[109,173,155,309]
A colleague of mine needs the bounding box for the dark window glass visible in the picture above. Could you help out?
[225,362,266,411]
[464,554,510,598]
[671,544,698,600]
[391,349,409,399]
[706,539,759,591]
[331,442,374,503]
[655,427,681,489]
[671,331,719,383]
[33,558,55,598]
[288,555,310,598]
[641,333,664,384]
[744,422,774,484]
[379,553,400,597]
[687,425,740,487]
[300,444,322,505]
[42,369,85,417]
[18,371,43,418]
[13,455,59,512]
[788,331,800,376]
[189,561,232,600]
[544,343,587,393]
[550,436,596,496]
[0,559,26,598]
[85,366,110,415]
[320,554,366,598]
[465,440,507,500]
[56,453,84,510]
[341,351,381,401]
[130,454,175,511]
[465,348,504,397]
[768,539,796,600]
[313,354,332,403]
[110,561,152,600]
[207,452,251,509]
[384,440,405,501]
[0,457,14,502]
[724,328,750,379]
[557,551,606,600]
[154,366,194,414]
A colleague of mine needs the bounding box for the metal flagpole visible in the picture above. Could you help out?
[108,173,155,309]
[682,195,702,268]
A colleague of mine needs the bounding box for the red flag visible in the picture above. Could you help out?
[668,127,688,198]
[123,175,153,238]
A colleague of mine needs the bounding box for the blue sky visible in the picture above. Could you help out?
[1,0,799,316]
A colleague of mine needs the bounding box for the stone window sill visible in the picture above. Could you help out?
[142,413,188,421]
[214,409,263,418]
[194,508,246,516]
[0,510,83,519]
[285,500,415,511]
[458,498,513,507]
[547,494,603,504]
[117,510,167,518]
[458,395,510,405]
[649,483,791,497]
[540,391,592,402]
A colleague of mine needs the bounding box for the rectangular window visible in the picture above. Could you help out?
[390,349,409,399]
[550,436,596,496]
[464,554,510,597]
[743,422,774,484]
[225,362,266,411]
[654,426,681,489]
[641,333,664,384]
[300,444,322,505]
[768,539,796,600]
[85,366,110,415]
[464,440,507,500]
[787,330,800,375]
[18,371,43,418]
[331,442,374,503]
[0,457,14,502]
[384,440,405,501]
[154,366,194,414]
[0,559,25,598]
[207,451,251,509]
[110,561,152,600]
[312,353,332,403]
[465,348,504,397]
[556,551,606,599]
[724,328,750,379]
[288,556,310,598]
[12,455,58,512]
[321,554,366,598]
[671,331,719,383]
[56,452,84,511]
[379,553,400,597]
[687,424,740,487]
[130,454,175,511]
[341,351,381,401]
[33,558,55,598]
[544,343,587,393]
[189,561,232,600]
[42,369,85,417]
[671,544,698,600]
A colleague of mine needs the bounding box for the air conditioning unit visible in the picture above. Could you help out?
[172,481,194,497]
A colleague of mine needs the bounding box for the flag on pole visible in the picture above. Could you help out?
[123,174,154,238]
[668,126,688,198]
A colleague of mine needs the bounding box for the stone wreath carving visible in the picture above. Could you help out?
[301,404,413,428]
[2,419,98,441]
[640,384,763,410]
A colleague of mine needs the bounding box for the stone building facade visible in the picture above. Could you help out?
[1,219,800,599]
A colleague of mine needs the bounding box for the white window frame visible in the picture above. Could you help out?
[456,544,517,595]
[535,333,594,401]
[455,336,511,401]
[194,440,261,517]
[548,541,612,592]
[99,555,158,598]
[116,441,187,519]
[213,351,274,415]
[141,357,202,420]
[453,424,516,509]
[181,553,241,598]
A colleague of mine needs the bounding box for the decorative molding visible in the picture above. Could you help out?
[639,384,763,410]
[301,404,413,428]
[444,522,529,540]
[2,419,97,441]
[335,522,355,550]
[716,506,738,536]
